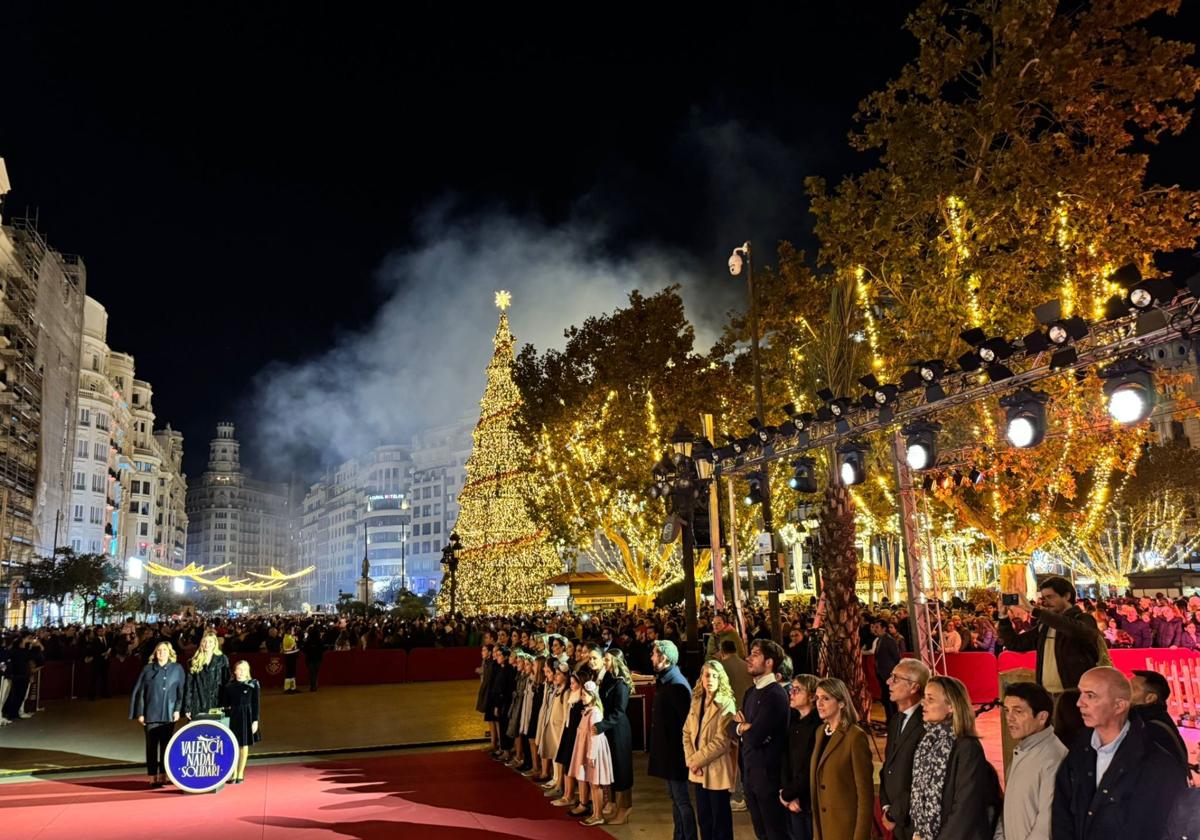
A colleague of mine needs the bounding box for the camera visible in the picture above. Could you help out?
[1001,593,1020,607]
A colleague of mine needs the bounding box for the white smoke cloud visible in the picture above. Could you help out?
[245,204,736,475]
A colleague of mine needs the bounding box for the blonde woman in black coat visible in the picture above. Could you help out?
[184,631,230,718]
[909,676,1000,840]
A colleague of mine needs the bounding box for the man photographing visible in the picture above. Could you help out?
[996,576,1101,698]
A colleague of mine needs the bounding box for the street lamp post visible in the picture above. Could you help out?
[399,495,411,594]
[441,530,462,616]
[649,422,709,680]
[360,520,371,616]
[729,241,781,643]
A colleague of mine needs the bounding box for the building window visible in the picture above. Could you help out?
[91,474,105,493]
[433,522,441,534]
[73,504,84,522]
[71,538,82,552]
[96,412,109,431]
[90,506,103,524]
[76,440,89,458]
[79,408,91,426]
[94,442,106,462]
[74,471,86,490]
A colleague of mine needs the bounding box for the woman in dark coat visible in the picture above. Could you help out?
[488,645,517,759]
[780,674,821,840]
[184,631,230,717]
[477,642,498,751]
[302,625,325,691]
[222,659,261,784]
[908,676,1000,840]
[129,641,185,787]
[596,649,634,824]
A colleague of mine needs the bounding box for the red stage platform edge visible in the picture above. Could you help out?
[1,749,609,840]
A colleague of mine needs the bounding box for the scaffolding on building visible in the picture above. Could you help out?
[0,218,49,592]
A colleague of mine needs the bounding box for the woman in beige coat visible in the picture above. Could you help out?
[682,660,737,840]
[810,677,873,840]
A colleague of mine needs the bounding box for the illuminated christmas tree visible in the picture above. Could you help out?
[437,291,562,615]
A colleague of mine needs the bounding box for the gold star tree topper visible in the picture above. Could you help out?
[495,290,512,311]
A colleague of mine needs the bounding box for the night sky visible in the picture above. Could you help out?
[2,3,1198,480]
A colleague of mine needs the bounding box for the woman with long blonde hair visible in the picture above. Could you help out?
[184,631,230,718]
[810,677,872,840]
[682,660,737,840]
[909,675,999,840]
[221,659,261,783]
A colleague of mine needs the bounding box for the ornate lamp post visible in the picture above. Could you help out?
[649,422,712,680]
[441,530,462,616]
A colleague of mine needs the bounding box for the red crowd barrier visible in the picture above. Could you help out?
[407,646,481,682]
[43,645,1200,712]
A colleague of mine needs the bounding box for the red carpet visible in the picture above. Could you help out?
[1,750,610,839]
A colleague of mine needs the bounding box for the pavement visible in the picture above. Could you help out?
[0,680,487,775]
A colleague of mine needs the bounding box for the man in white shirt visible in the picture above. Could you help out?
[880,658,930,840]
[995,681,1066,840]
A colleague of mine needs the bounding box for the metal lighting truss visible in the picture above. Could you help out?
[713,288,1199,674]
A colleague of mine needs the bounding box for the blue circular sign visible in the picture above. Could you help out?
[164,720,238,793]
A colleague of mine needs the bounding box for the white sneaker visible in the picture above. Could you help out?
[0,717,11,725]
[730,799,747,812]
[18,712,33,719]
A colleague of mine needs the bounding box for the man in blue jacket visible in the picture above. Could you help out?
[731,638,789,840]
[1051,666,1186,840]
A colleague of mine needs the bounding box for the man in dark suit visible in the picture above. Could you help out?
[648,640,695,840]
[1052,667,1186,840]
[731,638,790,840]
[870,620,901,722]
[879,657,929,840]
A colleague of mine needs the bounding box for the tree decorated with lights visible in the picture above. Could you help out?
[805,0,1200,588]
[436,291,562,615]
[514,288,739,604]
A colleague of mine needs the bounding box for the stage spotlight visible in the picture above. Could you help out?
[958,328,1016,381]
[1104,263,1178,320]
[858,374,900,422]
[902,421,941,471]
[1099,358,1157,425]
[816,388,853,432]
[1000,388,1050,448]
[743,472,766,506]
[788,457,818,493]
[747,417,778,447]
[1023,300,1088,369]
[836,441,869,486]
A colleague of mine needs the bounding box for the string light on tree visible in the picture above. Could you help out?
[436,292,561,615]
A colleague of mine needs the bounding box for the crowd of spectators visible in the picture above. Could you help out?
[4,579,1200,837]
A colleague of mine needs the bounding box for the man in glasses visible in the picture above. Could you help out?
[879,658,930,840]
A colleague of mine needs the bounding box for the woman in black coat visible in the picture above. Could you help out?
[184,631,230,717]
[779,674,821,840]
[909,676,1000,840]
[221,659,261,784]
[596,649,634,824]
[302,625,325,692]
[129,642,185,787]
